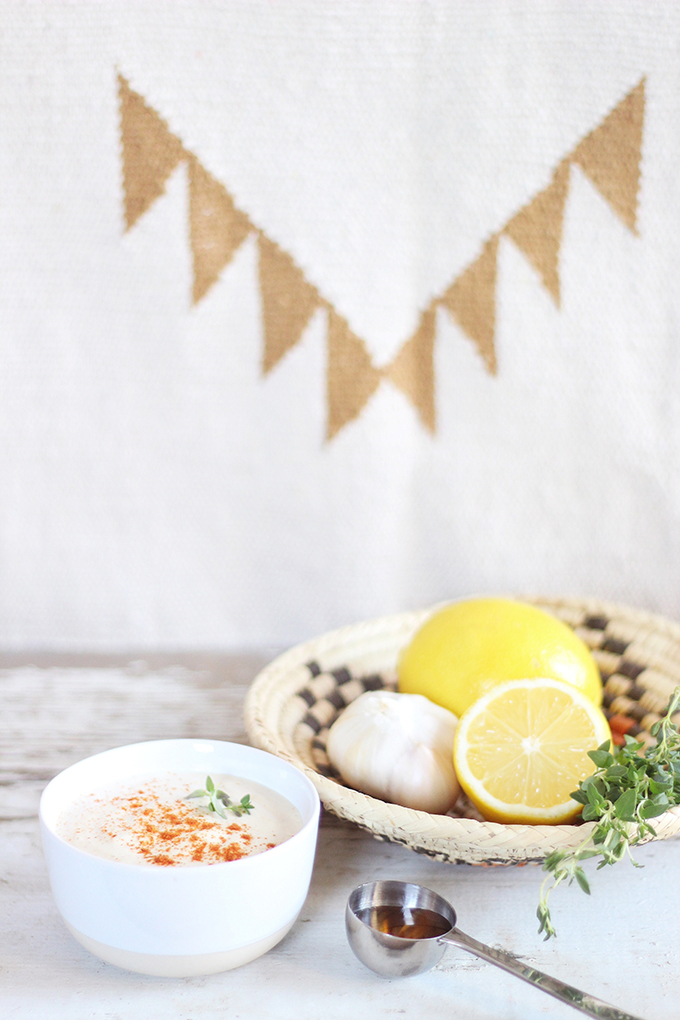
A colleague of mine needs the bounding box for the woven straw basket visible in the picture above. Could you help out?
[244,597,680,865]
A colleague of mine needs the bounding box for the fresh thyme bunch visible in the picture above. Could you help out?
[537,686,680,939]
[187,775,254,818]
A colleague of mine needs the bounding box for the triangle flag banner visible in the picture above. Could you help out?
[439,236,499,374]
[570,78,645,233]
[118,74,185,231]
[119,74,645,440]
[326,310,383,441]
[188,156,253,304]
[386,306,436,433]
[503,159,570,306]
[258,235,320,374]
[436,78,644,367]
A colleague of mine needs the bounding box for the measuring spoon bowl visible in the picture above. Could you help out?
[346,881,454,978]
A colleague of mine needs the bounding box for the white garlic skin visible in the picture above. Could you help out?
[326,690,460,814]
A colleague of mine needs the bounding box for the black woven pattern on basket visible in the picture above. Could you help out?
[573,608,679,744]
[295,661,397,779]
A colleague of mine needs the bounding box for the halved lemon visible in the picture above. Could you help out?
[453,678,611,824]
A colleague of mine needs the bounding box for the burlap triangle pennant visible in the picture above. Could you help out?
[258,235,320,373]
[327,310,383,440]
[439,236,499,374]
[503,159,570,305]
[118,74,185,231]
[188,156,252,304]
[570,78,645,233]
[385,306,436,432]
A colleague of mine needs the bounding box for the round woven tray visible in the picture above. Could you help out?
[244,597,680,865]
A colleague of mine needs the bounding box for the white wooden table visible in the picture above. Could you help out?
[1,652,678,1020]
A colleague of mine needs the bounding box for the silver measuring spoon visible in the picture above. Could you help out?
[346,881,646,1020]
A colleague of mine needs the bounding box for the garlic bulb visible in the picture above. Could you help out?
[326,690,460,814]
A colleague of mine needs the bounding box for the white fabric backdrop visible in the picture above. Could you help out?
[0,1,679,650]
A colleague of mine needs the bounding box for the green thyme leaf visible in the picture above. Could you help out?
[588,749,614,768]
[639,798,668,819]
[574,869,590,895]
[614,788,637,820]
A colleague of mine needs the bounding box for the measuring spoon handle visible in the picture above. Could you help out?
[440,928,646,1020]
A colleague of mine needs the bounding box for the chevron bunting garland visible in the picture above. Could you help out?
[119,74,645,441]
[430,78,645,374]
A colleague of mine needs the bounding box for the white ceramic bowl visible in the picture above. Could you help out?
[40,739,320,977]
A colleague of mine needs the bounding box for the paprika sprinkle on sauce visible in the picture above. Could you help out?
[57,772,303,867]
[100,790,251,865]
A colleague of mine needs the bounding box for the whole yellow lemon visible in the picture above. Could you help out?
[398,598,602,716]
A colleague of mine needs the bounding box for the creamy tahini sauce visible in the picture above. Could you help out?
[56,773,302,867]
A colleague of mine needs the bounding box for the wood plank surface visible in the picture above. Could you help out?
[1,654,678,1020]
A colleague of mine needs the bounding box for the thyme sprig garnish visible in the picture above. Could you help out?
[537,686,680,939]
[186,776,254,819]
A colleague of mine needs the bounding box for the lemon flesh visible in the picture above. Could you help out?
[453,678,611,824]
[398,598,602,717]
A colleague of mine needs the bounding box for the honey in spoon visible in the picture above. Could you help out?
[354,905,451,940]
